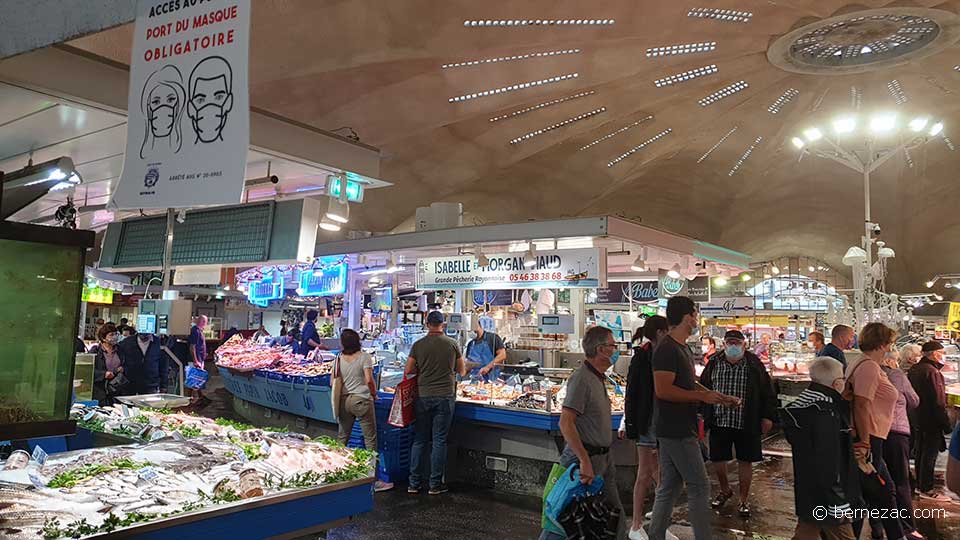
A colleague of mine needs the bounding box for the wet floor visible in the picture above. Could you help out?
[196,365,960,540]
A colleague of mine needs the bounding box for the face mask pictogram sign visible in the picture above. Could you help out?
[111,0,250,210]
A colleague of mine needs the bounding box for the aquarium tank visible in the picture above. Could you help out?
[0,221,93,440]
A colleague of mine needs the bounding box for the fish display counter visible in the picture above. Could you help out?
[0,404,375,539]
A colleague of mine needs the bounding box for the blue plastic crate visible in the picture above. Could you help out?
[342,405,413,483]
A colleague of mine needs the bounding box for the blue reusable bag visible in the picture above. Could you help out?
[543,463,605,534]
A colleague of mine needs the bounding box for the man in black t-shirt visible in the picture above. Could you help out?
[648,296,738,540]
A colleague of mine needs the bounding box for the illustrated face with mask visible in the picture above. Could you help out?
[724,339,745,361]
[188,57,234,144]
[148,84,180,137]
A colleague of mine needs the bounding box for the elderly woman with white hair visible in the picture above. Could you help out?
[899,343,922,370]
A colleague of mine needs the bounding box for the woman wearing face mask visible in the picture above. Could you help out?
[879,347,923,539]
[619,316,679,540]
[844,323,911,540]
[92,323,129,406]
[139,65,186,158]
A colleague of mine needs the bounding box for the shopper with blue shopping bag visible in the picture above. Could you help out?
[540,326,624,540]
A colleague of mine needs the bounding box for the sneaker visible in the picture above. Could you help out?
[738,501,751,518]
[374,480,394,492]
[644,511,653,520]
[407,485,421,494]
[428,485,449,495]
[711,490,734,509]
[628,527,648,540]
[920,490,951,502]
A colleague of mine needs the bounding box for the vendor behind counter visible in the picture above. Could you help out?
[465,317,506,381]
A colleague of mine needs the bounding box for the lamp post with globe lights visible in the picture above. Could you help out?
[792,112,944,326]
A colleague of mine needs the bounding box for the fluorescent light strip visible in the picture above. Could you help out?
[767,88,799,114]
[697,125,738,163]
[442,48,581,69]
[449,73,579,103]
[579,115,653,151]
[903,146,914,168]
[653,64,718,88]
[687,8,752,23]
[509,107,607,145]
[954,65,960,72]
[697,80,749,106]
[463,19,615,27]
[646,42,716,57]
[728,136,763,176]
[606,128,673,167]
[944,136,955,151]
[851,86,862,109]
[489,91,595,122]
[887,79,907,105]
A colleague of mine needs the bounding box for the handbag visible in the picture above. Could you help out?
[558,490,620,540]
[541,463,568,536]
[331,354,344,418]
[387,376,418,428]
[106,371,130,395]
[543,463,605,531]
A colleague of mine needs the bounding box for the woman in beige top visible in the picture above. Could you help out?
[846,323,920,540]
[334,328,391,492]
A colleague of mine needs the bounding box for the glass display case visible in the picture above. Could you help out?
[74,353,95,402]
[0,221,94,440]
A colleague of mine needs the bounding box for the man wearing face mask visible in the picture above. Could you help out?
[117,329,167,394]
[781,357,861,540]
[187,56,234,144]
[465,317,506,381]
[700,330,778,518]
[819,325,854,369]
[541,325,625,540]
[649,296,739,540]
[908,341,953,501]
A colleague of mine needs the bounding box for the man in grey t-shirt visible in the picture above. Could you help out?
[405,311,465,495]
[539,326,623,540]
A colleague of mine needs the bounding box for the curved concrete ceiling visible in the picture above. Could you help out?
[66,1,960,293]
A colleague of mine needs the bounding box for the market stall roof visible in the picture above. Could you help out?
[314,215,750,278]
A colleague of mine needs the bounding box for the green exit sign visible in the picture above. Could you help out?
[326,175,365,202]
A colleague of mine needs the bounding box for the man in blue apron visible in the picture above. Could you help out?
[465,317,507,381]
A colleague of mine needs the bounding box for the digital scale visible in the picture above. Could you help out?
[537,314,574,334]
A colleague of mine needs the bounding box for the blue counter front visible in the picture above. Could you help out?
[453,401,623,432]
[219,367,336,423]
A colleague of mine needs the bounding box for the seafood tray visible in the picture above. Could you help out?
[116,393,192,409]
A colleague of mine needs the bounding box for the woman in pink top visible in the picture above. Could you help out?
[846,323,919,540]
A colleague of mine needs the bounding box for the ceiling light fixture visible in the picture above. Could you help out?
[579,115,654,151]
[714,275,729,286]
[771,264,780,275]
[687,7,753,23]
[667,263,682,279]
[449,73,579,103]
[803,127,823,142]
[698,125,738,163]
[646,42,717,58]
[791,137,805,149]
[489,91,595,123]
[653,64,718,88]
[630,247,648,272]
[697,80,749,106]
[463,19,615,27]
[929,122,944,137]
[728,136,762,176]
[908,117,929,132]
[869,112,897,134]
[607,128,673,167]
[510,107,607,144]
[767,88,799,114]
[741,273,752,281]
[832,116,857,134]
[442,48,581,69]
[319,217,341,232]
[523,243,537,268]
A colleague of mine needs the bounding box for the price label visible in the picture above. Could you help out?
[260,440,270,455]
[150,429,168,441]
[149,417,162,426]
[28,473,46,488]
[235,448,248,462]
[138,466,159,481]
[120,405,131,417]
[31,446,48,466]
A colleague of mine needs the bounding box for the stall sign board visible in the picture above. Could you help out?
[657,272,710,302]
[297,257,348,297]
[715,315,790,327]
[248,271,283,307]
[949,302,960,331]
[326,175,365,203]
[472,290,514,307]
[699,296,754,317]
[111,0,251,210]
[416,248,604,290]
[595,281,659,304]
[82,285,114,304]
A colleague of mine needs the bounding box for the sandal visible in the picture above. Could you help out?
[711,490,734,509]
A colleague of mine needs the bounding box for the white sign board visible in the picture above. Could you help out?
[416,248,605,290]
[111,0,251,210]
[699,296,755,317]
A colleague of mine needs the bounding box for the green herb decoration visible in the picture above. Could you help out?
[47,458,151,488]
